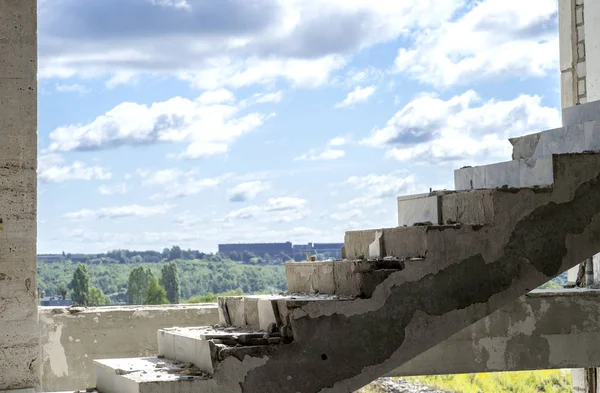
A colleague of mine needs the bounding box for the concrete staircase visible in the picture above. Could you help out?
[92,101,600,393]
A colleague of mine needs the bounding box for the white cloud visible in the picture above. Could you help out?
[98,183,128,195]
[363,90,561,165]
[47,96,272,158]
[140,168,228,199]
[224,197,309,222]
[39,0,462,89]
[342,173,417,208]
[197,89,236,105]
[251,91,284,104]
[335,85,376,108]
[394,0,558,87]
[327,136,348,147]
[38,154,112,183]
[227,181,271,202]
[142,169,183,186]
[64,203,174,220]
[329,209,363,221]
[55,83,90,94]
[295,148,345,161]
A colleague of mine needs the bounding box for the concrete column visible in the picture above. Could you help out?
[558,0,600,108]
[573,368,599,393]
[0,0,39,391]
[586,257,594,287]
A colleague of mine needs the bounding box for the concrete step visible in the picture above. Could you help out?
[508,99,600,161]
[157,326,286,375]
[454,151,600,190]
[94,357,212,393]
[454,154,554,190]
[562,99,600,127]
[509,118,600,161]
[217,293,351,330]
[285,259,404,297]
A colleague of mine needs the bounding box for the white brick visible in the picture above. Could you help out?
[561,71,576,108]
[577,60,587,78]
[578,42,586,59]
[577,25,585,41]
[576,6,584,24]
[579,78,587,95]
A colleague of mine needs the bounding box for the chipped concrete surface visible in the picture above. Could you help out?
[39,305,219,391]
[39,290,600,391]
[231,152,600,393]
[0,0,38,390]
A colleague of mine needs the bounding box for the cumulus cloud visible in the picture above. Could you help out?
[295,148,345,161]
[394,0,558,87]
[342,173,417,208]
[363,90,561,165]
[227,181,271,202]
[329,209,363,221]
[98,183,128,195]
[197,89,236,105]
[295,135,349,161]
[38,154,112,183]
[39,0,462,88]
[55,83,90,94]
[224,197,309,222]
[47,95,272,158]
[140,168,227,199]
[63,203,174,220]
[335,85,376,108]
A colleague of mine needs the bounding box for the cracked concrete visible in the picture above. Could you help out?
[0,0,38,391]
[228,152,600,393]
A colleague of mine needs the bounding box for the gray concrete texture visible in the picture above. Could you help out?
[0,0,39,391]
[562,100,600,127]
[510,118,600,161]
[211,151,600,393]
[389,290,600,376]
[39,305,219,392]
[454,155,554,190]
[36,291,600,391]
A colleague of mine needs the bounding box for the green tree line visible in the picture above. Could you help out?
[39,257,287,305]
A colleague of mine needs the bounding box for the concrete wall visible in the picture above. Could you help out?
[585,0,600,103]
[559,0,600,108]
[39,293,600,391]
[0,0,39,391]
[390,290,600,377]
[39,304,219,392]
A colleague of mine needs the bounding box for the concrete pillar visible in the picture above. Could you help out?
[0,0,39,391]
[559,0,600,108]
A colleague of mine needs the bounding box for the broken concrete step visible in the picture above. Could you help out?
[397,191,454,226]
[562,99,600,127]
[217,293,354,331]
[285,259,404,297]
[509,117,600,161]
[455,154,555,190]
[397,188,517,226]
[94,357,213,393]
[157,326,284,375]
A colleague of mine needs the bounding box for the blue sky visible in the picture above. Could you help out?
[37,0,562,253]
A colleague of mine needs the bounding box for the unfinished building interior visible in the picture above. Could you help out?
[2,0,600,392]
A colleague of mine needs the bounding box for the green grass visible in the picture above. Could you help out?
[183,288,245,303]
[406,370,572,393]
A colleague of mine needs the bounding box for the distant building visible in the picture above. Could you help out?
[217,241,344,260]
[293,243,344,259]
[218,242,293,257]
[37,254,65,263]
[40,297,73,307]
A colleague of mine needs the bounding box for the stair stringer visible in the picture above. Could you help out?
[205,152,600,393]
